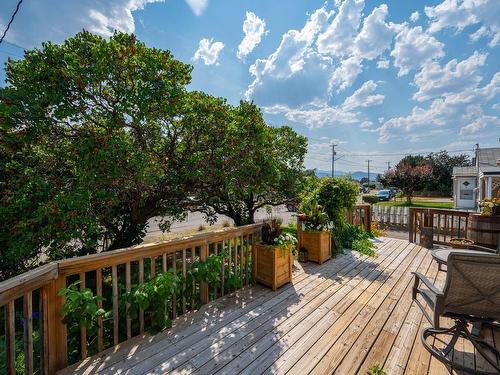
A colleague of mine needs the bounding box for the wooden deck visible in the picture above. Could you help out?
[59,238,500,375]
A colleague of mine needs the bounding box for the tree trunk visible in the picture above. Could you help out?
[406,195,412,204]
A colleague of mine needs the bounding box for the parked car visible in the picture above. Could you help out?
[376,190,391,201]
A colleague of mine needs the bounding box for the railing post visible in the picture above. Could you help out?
[364,205,371,233]
[42,275,67,375]
[409,207,415,243]
[200,241,209,305]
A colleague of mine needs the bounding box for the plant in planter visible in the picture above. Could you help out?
[255,219,296,290]
[480,198,500,216]
[449,238,475,249]
[299,199,332,264]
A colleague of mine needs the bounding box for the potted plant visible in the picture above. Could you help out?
[299,199,332,264]
[449,238,475,249]
[480,198,500,216]
[254,218,296,290]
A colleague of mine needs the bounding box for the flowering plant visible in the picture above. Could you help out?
[261,218,297,248]
[299,198,332,232]
[479,198,500,216]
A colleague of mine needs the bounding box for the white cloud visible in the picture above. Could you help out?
[377,72,500,143]
[316,0,364,57]
[425,0,500,47]
[390,25,445,76]
[0,0,164,47]
[264,103,358,129]
[192,38,224,65]
[184,0,208,16]
[342,80,384,110]
[353,4,399,60]
[413,51,487,102]
[377,58,390,69]
[245,7,333,106]
[329,56,363,92]
[460,115,500,136]
[237,12,266,61]
[410,11,419,22]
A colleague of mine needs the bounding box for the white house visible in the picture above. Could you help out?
[452,147,500,210]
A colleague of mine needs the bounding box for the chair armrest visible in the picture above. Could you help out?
[412,272,441,295]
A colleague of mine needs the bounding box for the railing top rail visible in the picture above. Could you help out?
[409,207,471,216]
[0,262,58,306]
[0,223,263,303]
[58,223,262,275]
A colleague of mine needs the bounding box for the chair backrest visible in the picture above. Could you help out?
[442,253,500,320]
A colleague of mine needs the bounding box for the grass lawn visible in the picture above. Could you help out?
[376,200,453,209]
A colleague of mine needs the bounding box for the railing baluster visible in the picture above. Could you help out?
[200,243,209,305]
[6,300,15,375]
[240,235,244,286]
[252,233,257,284]
[182,249,187,314]
[79,272,87,359]
[150,256,156,278]
[23,291,33,375]
[213,242,218,300]
[221,241,225,296]
[172,252,177,319]
[138,258,144,334]
[229,238,233,290]
[125,262,131,339]
[96,269,104,352]
[112,265,119,346]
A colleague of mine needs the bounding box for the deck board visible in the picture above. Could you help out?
[58,238,499,375]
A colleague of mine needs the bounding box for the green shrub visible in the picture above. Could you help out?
[362,195,379,205]
[334,223,375,257]
[368,363,387,375]
[352,238,375,256]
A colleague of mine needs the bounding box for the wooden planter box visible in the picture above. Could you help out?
[254,243,292,291]
[301,231,331,264]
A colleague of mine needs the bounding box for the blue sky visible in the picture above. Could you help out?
[0,0,499,173]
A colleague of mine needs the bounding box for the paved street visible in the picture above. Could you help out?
[144,205,296,242]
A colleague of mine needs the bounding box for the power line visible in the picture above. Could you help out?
[0,0,24,46]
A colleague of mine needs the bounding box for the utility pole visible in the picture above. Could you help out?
[367,160,372,188]
[331,143,337,178]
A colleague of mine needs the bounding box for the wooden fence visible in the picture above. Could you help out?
[408,207,470,245]
[371,205,409,227]
[0,224,261,375]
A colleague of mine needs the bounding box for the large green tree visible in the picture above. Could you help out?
[0,32,217,278]
[193,101,308,226]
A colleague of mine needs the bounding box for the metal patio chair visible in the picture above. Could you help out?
[413,253,500,375]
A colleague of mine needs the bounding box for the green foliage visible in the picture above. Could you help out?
[299,198,331,232]
[0,31,200,278]
[362,195,379,205]
[59,281,110,331]
[261,218,283,245]
[380,151,471,197]
[126,271,181,331]
[368,363,387,375]
[59,281,111,362]
[352,238,376,257]
[314,177,359,229]
[192,102,308,226]
[0,31,307,280]
[335,223,375,257]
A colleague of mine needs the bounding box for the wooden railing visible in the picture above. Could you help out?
[408,207,470,245]
[0,223,261,375]
[348,204,372,233]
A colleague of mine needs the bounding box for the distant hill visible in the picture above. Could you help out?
[314,169,383,181]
